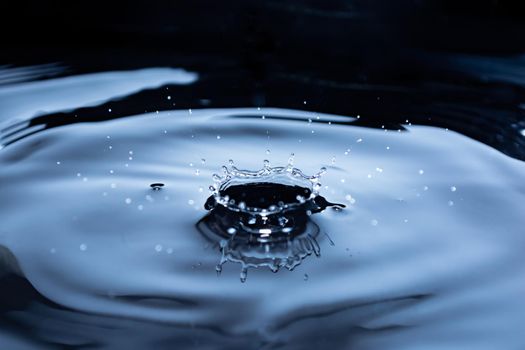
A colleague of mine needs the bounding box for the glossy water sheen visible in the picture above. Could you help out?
[1,71,525,349]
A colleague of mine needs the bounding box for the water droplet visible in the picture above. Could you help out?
[216,135,221,140]
[263,159,270,168]
[345,194,356,204]
[240,267,248,283]
[56,161,61,165]
[167,95,171,100]
[188,199,195,205]
[419,169,425,175]
[155,244,163,252]
[195,169,200,176]
[201,158,206,164]
[265,149,271,155]
[371,219,379,226]
[79,244,87,251]
[227,227,237,235]
[448,200,454,206]
[356,138,363,143]
[450,186,457,192]
[228,159,234,165]
[149,182,164,191]
[304,274,309,281]
[125,198,132,204]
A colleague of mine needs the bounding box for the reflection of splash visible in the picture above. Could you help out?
[197,215,321,282]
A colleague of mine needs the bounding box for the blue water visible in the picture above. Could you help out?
[1,68,525,349]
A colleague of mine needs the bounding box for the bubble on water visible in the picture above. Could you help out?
[155,244,163,252]
[450,186,457,192]
[345,194,356,204]
[125,198,132,204]
[79,244,87,251]
[296,195,306,204]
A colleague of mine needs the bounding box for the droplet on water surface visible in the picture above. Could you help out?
[198,158,344,282]
[150,183,164,191]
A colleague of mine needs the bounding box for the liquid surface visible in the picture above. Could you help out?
[0,69,525,349]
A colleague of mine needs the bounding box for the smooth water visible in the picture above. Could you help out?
[1,69,525,349]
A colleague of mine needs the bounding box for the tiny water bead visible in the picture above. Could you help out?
[198,159,344,282]
[150,183,165,191]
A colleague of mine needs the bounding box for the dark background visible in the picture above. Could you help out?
[1,0,525,69]
[1,1,525,160]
